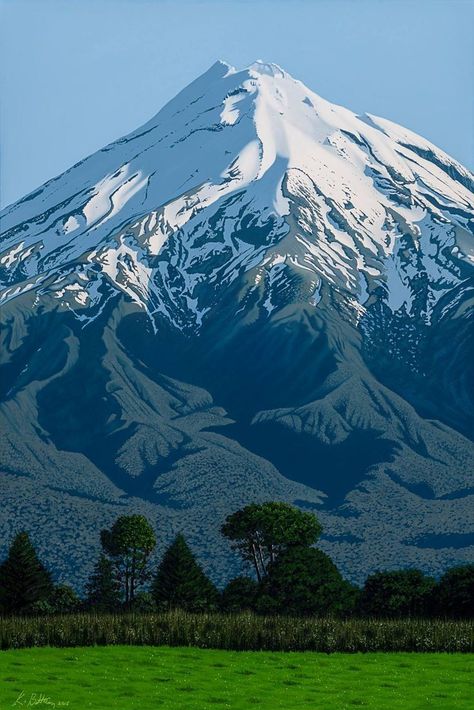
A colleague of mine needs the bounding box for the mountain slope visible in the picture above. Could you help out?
[1,61,473,588]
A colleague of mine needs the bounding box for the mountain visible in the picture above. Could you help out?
[1,60,473,589]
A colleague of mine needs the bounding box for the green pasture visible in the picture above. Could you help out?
[0,646,472,709]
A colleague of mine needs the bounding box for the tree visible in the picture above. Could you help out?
[101,515,156,606]
[257,546,359,617]
[85,554,122,612]
[221,577,259,613]
[221,502,322,581]
[360,569,435,618]
[151,534,218,612]
[436,565,474,618]
[0,531,53,614]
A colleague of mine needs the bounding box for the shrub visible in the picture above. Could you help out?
[436,565,474,618]
[360,569,435,618]
[131,592,156,613]
[49,585,82,614]
[221,577,259,612]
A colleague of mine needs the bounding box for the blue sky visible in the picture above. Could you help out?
[1,0,473,208]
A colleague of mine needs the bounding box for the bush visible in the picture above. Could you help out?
[436,565,474,618]
[49,585,82,614]
[131,592,156,613]
[360,569,435,618]
[22,600,55,616]
[221,577,259,612]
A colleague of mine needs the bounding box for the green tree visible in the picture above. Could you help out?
[0,531,53,614]
[257,546,358,617]
[101,515,156,606]
[85,554,122,612]
[151,534,218,612]
[221,576,259,613]
[221,502,322,581]
[360,569,435,618]
[436,565,474,618]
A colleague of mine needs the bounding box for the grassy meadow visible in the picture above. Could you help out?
[0,646,473,709]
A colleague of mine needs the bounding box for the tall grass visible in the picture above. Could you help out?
[0,612,472,652]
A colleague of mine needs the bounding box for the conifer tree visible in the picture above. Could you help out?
[0,531,53,614]
[85,554,122,612]
[151,534,218,612]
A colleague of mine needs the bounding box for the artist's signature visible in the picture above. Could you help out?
[12,691,70,708]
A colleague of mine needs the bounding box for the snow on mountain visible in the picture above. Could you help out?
[1,60,473,330]
[1,61,473,589]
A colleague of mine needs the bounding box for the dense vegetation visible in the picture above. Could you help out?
[2,647,472,710]
[0,503,472,622]
[0,612,472,652]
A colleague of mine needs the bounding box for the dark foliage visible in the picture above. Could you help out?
[0,508,472,627]
[436,565,474,618]
[131,592,156,613]
[0,531,53,614]
[49,585,81,613]
[257,546,359,617]
[101,515,156,606]
[221,502,322,581]
[23,585,82,616]
[151,534,218,612]
[0,612,472,652]
[360,569,436,618]
[85,554,122,612]
[220,576,259,612]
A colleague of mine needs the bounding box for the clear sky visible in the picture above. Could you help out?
[1,0,473,208]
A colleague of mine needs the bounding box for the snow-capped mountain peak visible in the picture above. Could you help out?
[1,60,473,329]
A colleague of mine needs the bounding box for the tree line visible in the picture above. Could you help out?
[0,502,472,618]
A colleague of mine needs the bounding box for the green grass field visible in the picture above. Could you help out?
[0,647,472,709]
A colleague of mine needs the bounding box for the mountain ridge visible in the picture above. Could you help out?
[1,61,473,589]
